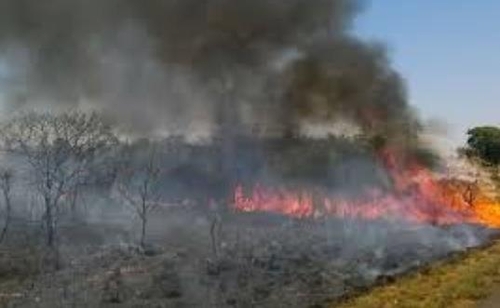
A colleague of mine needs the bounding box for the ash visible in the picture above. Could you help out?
[3,208,496,308]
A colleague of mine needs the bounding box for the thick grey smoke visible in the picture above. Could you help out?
[0,0,418,140]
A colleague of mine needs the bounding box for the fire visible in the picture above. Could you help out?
[233,148,500,228]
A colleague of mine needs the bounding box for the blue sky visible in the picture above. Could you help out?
[354,1,500,145]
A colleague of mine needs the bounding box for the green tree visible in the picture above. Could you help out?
[466,126,500,165]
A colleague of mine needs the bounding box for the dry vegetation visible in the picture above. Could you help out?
[337,240,500,308]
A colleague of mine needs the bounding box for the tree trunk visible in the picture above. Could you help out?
[140,199,147,249]
[45,197,55,247]
[70,187,79,222]
[210,213,221,260]
[0,172,11,243]
[0,193,11,243]
[140,215,147,249]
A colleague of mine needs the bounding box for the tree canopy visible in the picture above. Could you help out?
[466,126,500,166]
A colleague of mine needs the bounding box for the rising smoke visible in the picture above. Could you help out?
[0,4,496,307]
[0,0,420,142]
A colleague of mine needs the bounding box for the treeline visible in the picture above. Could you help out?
[0,110,429,255]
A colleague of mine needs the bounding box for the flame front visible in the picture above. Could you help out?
[233,149,500,228]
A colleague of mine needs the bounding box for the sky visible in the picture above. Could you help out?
[354,1,500,146]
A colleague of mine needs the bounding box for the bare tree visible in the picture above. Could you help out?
[207,199,223,261]
[0,169,13,243]
[0,111,117,247]
[116,145,161,249]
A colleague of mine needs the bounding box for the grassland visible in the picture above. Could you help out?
[336,240,500,308]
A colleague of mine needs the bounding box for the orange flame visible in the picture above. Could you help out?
[233,148,500,228]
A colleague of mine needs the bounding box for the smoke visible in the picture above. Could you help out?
[0,0,420,141]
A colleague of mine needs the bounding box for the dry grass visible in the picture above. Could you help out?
[336,240,500,308]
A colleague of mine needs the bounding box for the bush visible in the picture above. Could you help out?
[466,126,500,166]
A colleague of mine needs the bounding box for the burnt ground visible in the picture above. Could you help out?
[0,207,497,308]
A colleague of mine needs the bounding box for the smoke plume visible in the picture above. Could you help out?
[0,0,419,141]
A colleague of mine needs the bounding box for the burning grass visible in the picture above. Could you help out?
[1,211,497,308]
[234,147,500,228]
[0,133,499,307]
[336,239,500,308]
